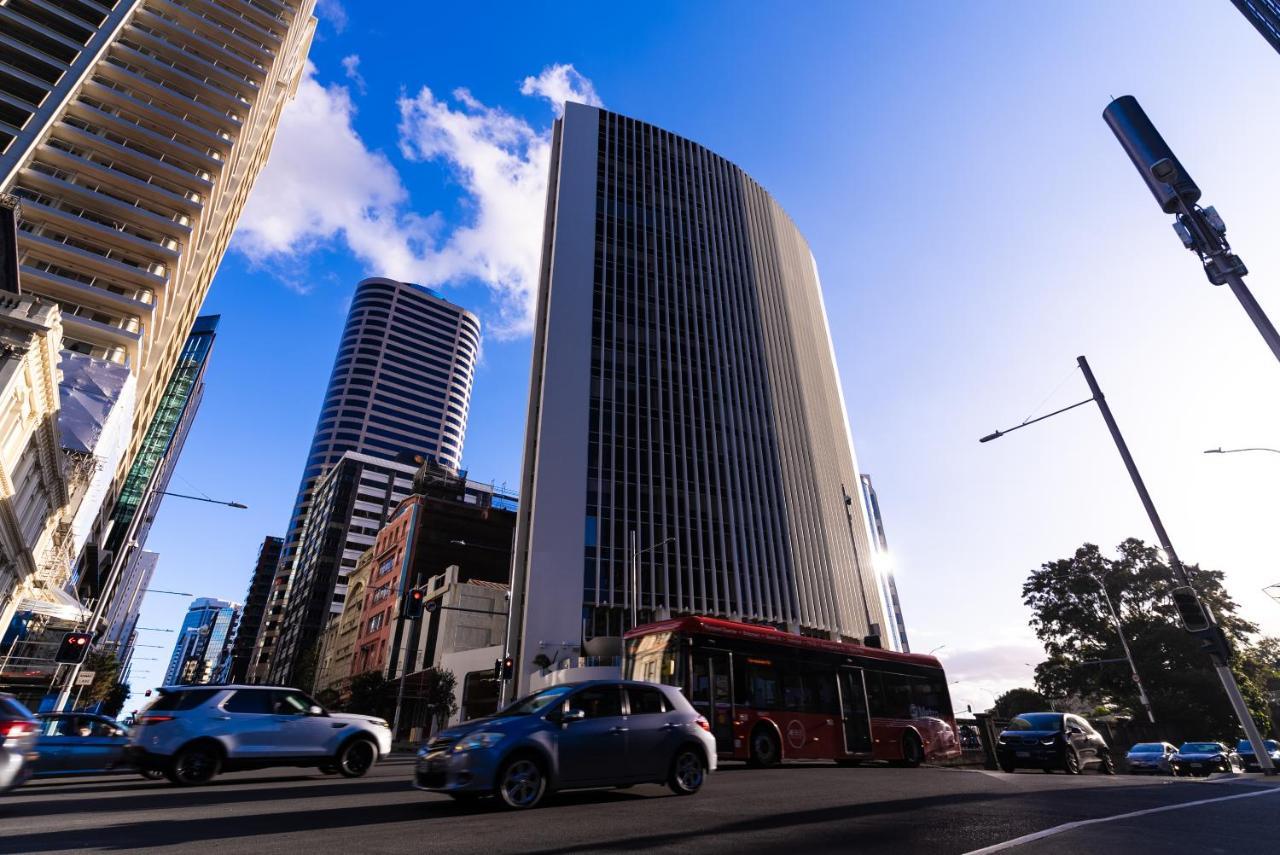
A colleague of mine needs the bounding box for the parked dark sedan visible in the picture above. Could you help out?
[33,713,160,779]
[996,712,1114,774]
[1170,742,1241,776]
[1236,739,1280,773]
[415,680,716,809]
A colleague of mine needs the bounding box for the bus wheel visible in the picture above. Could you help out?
[899,733,923,768]
[748,727,781,768]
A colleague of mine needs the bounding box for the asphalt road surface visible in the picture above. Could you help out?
[2,757,1278,854]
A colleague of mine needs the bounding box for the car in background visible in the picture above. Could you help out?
[1170,741,1242,776]
[127,685,392,785]
[415,680,716,809]
[1125,741,1177,775]
[0,694,38,793]
[32,713,162,779]
[1235,739,1280,773]
[996,712,1114,774]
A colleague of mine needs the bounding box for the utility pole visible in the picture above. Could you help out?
[1075,357,1273,773]
[980,356,1275,774]
[1090,573,1155,724]
[1104,95,1280,366]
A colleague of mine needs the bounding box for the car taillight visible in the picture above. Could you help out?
[695,716,711,732]
[137,715,175,725]
[0,720,36,738]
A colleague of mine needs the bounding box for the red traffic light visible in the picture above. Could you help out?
[55,631,94,663]
[410,590,424,601]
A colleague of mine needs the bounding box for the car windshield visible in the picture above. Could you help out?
[1007,713,1063,731]
[1129,743,1164,753]
[1179,743,1221,753]
[499,685,576,716]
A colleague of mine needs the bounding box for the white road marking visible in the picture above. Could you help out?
[962,786,1280,854]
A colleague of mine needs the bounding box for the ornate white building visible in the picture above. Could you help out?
[0,288,71,631]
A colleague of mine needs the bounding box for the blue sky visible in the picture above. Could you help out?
[129,1,1280,713]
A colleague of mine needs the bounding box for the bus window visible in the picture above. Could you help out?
[625,631,682,686]
[881,673,914,719]
[808,671,839,715]
[863,670,887,717]
[745,660,780,708]
[911,674,952,718]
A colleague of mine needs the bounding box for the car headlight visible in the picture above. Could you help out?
[372,719,390,728]
[1040,738,1057,746]
[997,736,1008,744]
[453,732,505,752]
[417,746,431,758]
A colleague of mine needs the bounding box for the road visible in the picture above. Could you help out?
[2,757,1278,854]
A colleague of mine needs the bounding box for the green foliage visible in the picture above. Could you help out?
[82,651,121,706]
[991,687,1050,720]
[346,670,395,721]
[1024,539,1273,741]
[419,669,458,731]
[101,682,130,718]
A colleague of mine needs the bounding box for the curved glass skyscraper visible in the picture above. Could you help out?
[509,104,888,692]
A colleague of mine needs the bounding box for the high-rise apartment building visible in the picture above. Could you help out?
[227,534,280,683]
[249,278,480,683]
[99,548,158,675]
[162,595,239,686]
[0,0,317,577]
[508,104,886,693]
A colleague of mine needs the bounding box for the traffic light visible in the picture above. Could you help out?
[499,656,514,680]
[1171,586,1211,633]
[404,588,424,619]
[55,631,93,664]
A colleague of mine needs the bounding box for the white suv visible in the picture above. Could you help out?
[128,685,392,785]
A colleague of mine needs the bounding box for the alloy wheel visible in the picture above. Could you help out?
[673,751,704,793]
[339,740,376,777]
[500,759,544,809]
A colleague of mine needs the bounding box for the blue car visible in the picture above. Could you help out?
[1236,739,1280,773]
[415,680,717,809]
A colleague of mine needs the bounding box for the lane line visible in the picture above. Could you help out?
[963,786,1280,854]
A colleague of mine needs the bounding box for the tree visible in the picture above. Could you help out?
[419,668,458,732]
[991,688,1050,720]
[346,670,394,721]
[100,682,130,718]
[1023,539,1272,741]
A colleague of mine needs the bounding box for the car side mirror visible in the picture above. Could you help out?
[308,705,325,717]
[560,709,586,724]
[1067,727,1083,735]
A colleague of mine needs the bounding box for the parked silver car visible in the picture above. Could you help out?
[127,685,392,785]
[415,680,716,809]
[0,694,38,793]
[1125,741,1176,775]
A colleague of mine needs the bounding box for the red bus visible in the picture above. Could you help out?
[623,616,961,767]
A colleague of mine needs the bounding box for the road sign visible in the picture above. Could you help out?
[74,670,96,686]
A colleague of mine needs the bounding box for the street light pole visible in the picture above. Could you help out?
[1089,573,1155,724]
[627,534,675,631]
[54,490,244,712]
[1204,447,1280,456]
[981,355,1275,774]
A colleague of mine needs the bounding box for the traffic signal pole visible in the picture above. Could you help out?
[1076,357,1275,775]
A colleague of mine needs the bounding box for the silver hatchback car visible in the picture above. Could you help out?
[415,680,716,809]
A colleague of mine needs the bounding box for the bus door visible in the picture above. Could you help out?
[691,649,733,752]
[838,668,873,754]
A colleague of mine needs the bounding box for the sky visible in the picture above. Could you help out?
[128,1,1280,715]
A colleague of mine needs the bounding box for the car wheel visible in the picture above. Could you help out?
[668,747,706,796]
[496,755,547,810]
[1100,753,1115,775]
[1063,749,1081,775]
[748,727,781,768]
[336,738,378,778]
[139,768,165,781]
[167,743,221,786]
[900,733,924,768]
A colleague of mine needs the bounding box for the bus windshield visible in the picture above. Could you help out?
[625,631,682,686]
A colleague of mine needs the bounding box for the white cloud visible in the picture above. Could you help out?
[233,62,431,294]
[520,64,603,117]
[341,54,365,95]
[316,0,347,33]
[233,62,600,337]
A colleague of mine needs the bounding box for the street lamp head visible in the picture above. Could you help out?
[1204,448,1224,454]
[978,430,1004,443]
[228,501,248,509]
